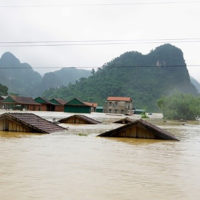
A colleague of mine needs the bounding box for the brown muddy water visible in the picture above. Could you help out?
[0,122,200,200]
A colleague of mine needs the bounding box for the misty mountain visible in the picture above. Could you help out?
[191,77,200,93]
[43,44,197,111]
[0,52,42,96]
[0,52,91,96]
[35,67,91,96]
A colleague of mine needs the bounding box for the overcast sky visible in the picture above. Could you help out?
[0,0,200,81]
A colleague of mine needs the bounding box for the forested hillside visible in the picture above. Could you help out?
[43,44,197,111]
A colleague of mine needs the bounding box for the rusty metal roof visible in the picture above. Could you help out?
[0,113,66,133]
[10,96,40,105]
[99,119,179,140]
[59,114,101,124]
[107,97,132,102]
[84,102,98,107]
[54,98,67,105]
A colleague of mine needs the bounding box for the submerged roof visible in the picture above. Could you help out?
[114,117,134,124]
[99,119,179,140]
[107,97,132,102]
[0,113,66,133]
[3,95,40,105]
[59,114,100,124]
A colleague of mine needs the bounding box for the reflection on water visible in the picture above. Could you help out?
[0,123,200,200]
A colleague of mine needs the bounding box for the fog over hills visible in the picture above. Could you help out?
[0,52,91,96]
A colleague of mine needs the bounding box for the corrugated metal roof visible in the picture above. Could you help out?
[0,113,66,133]
[107,97,132,102]
[54,98,67,105]
[36,97,53,105]
[65,98,90,107]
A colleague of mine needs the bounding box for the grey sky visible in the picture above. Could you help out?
[0,0,200,80]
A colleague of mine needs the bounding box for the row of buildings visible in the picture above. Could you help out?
[0,95,133,114]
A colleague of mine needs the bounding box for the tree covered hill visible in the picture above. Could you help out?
[43,44,197,111]
[0,52,91,96]
[0,83,8,96]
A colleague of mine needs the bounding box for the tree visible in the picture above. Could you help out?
[157,93,200,120]
[0,84,8,95]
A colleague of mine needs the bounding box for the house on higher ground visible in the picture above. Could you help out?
[103,97,133,115]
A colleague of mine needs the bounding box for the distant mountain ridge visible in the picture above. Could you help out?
[0,52,41,96]
[0,52,91,96]
[43,44,197,111]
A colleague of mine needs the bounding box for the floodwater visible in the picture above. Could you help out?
[0,122,200,200]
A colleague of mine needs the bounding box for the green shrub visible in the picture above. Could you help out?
[157,93,200,120]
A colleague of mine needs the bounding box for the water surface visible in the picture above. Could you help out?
[0,123,199,200]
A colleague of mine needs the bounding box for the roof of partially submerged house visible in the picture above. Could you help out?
[114,117,134,124]
[59,114,101,124]
[3,95,40,105]
[107,97,132,102]
[99,119,179,141]
[0,113,66,133]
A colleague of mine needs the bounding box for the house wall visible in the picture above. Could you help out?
[39,104,48,111]
[104,100,133,114]
[54,105,64,112]
[0,118,32,132]
[28,105,41,111]
[106,124,156,139]
[64,106,91,113]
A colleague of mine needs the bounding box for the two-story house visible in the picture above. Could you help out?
[104,97,133,115]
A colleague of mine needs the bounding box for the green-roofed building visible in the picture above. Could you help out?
[34,97,55,111]
[64,98,91,113]
[50,98,66,112]
[96,106,103,113]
